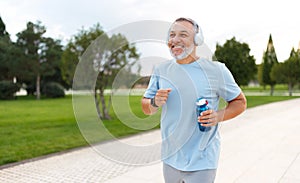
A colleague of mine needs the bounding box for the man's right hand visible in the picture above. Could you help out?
[154,88,172,107]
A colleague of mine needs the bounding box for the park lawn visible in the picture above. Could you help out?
[245,96,299,108]
[241,84,290,91]
[0,95,299,166]
[0,95,158,166]
[0,96,85,165]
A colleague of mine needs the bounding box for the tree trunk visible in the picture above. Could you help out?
[270,85,274,96]
[288,83,293,96]
[107,93,112,115]
[99,89,111,120]
[36,74,40,100]
[94,90,102,119]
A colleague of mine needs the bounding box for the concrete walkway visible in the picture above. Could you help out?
[0,98,300,183]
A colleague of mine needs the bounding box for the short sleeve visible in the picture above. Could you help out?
[143,67,160,98]
[217,63,241,102]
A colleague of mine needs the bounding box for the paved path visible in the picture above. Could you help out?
[0,98,300,183]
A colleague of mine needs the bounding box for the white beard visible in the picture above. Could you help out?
[170,44,194,60]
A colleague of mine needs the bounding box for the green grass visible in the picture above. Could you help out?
[245,96,299,108]
[0,96,86,165]
[241,84,289,91]
[0,95,160,166]
[241,84,300,94]
[0,94,299,166]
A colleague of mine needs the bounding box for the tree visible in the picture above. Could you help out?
[259,34,278,95]
[271,48,300,96]
[16,21,62,99]
[0,16,25,100]
[214,37,257,86]
[62,24,140,119]
[0,16,13,81]
[94,33,140,119]
[16,21,45,99]
[0,16,9,38]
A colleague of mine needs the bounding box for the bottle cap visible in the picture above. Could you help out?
[196,98,208,106]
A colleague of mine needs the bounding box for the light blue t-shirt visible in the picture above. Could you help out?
[143,58,241,171]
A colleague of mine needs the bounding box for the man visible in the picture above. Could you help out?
[141,17,246,183]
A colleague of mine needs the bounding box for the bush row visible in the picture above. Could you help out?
[0,81,65,99]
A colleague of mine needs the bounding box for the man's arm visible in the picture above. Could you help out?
[199,92,247,126]
[217,92,247,122]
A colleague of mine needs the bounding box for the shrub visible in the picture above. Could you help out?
[42,82,65,98]
[0,80,20,100]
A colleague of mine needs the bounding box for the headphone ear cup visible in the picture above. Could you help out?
[194,28,204,46]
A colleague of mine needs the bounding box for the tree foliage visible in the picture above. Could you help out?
[42,82,65,98]
[0,16,24,101]
[214,37,257,86]
[0,80,20,100]
[61,24,105,88]
[270,48,300,96]
[0,17,9,38]
[0,16,14,81]
[259,34,278,95]
[39,37,64,89]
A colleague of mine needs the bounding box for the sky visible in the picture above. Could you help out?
[0,0,299,65]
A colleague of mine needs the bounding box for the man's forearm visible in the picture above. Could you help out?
[141,98,159,115]
[217,93,247,122]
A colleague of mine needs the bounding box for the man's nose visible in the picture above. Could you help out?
[171,35,181,43]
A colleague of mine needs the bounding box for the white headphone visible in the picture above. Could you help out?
[167,17,204,46]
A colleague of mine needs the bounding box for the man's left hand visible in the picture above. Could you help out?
[198,110,219,127]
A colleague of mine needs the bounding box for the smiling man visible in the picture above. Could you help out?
[141,17,247,183]
[168,18,198,62]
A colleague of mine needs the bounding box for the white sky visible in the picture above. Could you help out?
[0,0,299,64]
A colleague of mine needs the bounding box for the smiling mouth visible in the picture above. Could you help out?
[171,45,184,49]
[172,45,184,51]
[171,45,184,56]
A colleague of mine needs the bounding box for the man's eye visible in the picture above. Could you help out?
[169,34,175,38]
[180,34,188,37]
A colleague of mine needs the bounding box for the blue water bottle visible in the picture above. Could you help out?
[196,98,211,132]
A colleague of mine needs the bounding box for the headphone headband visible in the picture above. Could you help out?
[174,17,199,33]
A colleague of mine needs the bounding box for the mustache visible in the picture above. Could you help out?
[171,44,184,49]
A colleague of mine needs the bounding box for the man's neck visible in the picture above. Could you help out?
[176,55,199,64]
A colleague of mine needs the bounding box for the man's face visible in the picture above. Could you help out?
[167,21,196,60]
